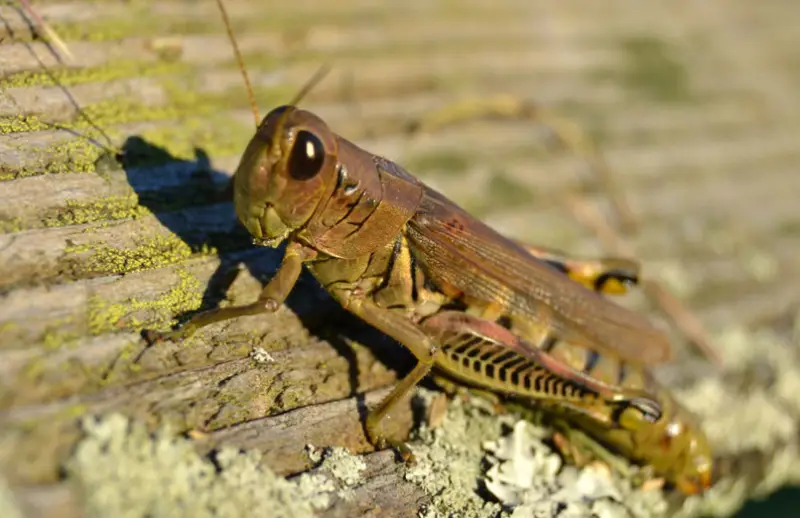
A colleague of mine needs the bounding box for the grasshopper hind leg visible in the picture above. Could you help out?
[365,360,432,463]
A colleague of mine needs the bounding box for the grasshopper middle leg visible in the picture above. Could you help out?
[341,294,440,460]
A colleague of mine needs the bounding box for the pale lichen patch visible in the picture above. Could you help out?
[293,445,367,507]
[64,413,317,518]
[292,472,337,510]
[318,446,366,488]
[405,394,511,518]
[481,420,668,518]
[249,346,276,364]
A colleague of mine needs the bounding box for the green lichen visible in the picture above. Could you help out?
[5,136,116,180]
[0,113,52,134]
[2,60,192,89]
[42,195,145,228]
[777,219,800,236]
[86,269,202,335]
[45,5,394,47]
[1,47,291,181]
[63,403,91,420]
[67,234,213,277]
[0,321,19,338]
[65,413,318,518]
[41,324,80,351]
[49,15,207,44]
[83,98,188,127]
[96,338,148,386]
[20,356,46,382]
[6,69,284,139]
[0,217,24,233]
[78,81,291,128]
[49,138,109,172]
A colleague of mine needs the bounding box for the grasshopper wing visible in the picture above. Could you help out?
[406,189,672,365]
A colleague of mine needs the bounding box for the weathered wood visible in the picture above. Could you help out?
[9,391,423,518]
[3,0,800,517]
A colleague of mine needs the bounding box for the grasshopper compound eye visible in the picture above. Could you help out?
[288,130,325,181]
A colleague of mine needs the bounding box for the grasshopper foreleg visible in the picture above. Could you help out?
[143,242,314,344]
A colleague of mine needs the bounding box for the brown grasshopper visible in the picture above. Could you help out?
[426,250,712,494]
[143,0,710,495]
[143,98,671,412]
[145,96,665,406]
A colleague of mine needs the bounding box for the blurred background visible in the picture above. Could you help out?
[1,1,798,517]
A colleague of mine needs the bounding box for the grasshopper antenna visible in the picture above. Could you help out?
[17,0,73,62]
[214,0,260,127]
[268,64,331,160]
[287,64,332,108]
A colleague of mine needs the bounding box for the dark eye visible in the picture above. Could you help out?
[288,130,325,180]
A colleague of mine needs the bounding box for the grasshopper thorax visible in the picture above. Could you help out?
[233,105,339,247]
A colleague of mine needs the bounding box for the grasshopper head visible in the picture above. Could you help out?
[233,105,338,247]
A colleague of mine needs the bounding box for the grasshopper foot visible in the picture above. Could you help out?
[383,438,416,465]
[393,440,416,465]
[366,419,416,465]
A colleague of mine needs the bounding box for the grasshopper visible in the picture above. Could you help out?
[143,96,670,424]
[143,0,710,494]
[427,249,712,494]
